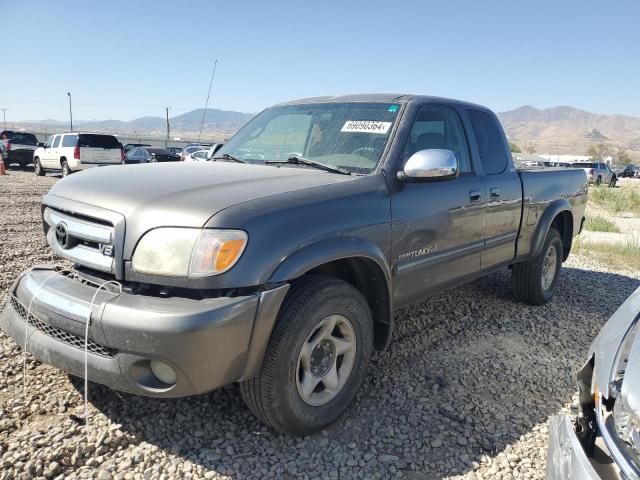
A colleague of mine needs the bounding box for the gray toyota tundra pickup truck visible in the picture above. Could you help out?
[2,94,588,435]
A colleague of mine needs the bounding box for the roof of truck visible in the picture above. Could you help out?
[276,93,487,110]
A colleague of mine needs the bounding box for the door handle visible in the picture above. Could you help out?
[469,189,482,202]
[490,187,501,199]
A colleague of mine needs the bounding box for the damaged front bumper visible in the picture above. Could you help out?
[1,265,288,398]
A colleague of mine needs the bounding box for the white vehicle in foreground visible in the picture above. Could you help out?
[34,133,124,177]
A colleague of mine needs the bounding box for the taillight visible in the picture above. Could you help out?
[121,149,125,161]
[74,145,80,160]
[5,142,10,151]
[589,168,594,175]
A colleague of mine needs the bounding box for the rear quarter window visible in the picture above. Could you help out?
[467,109,509,175]
[62,134,78,147]
[78,134,121,149]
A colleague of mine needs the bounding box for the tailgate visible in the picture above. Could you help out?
[80,147,121,165]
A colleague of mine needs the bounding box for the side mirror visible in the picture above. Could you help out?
[397,149,458,181]
[38,142,45,147]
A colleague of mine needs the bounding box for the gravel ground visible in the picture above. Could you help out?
[1,168,639,480]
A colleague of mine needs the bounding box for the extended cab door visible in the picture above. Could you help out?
[466,109,522,270]
[390,105,487,306]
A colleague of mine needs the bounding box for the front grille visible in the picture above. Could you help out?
[44,207,116,274]
[9,296,117,359]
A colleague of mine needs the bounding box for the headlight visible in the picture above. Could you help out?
[614,394,640,455]
[132,228,247,277]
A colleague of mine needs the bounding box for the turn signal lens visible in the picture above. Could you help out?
[189,230,248,277]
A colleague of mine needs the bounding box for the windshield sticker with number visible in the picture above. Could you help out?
[341,121,392,134]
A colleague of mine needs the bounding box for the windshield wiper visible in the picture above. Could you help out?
[265,156,351,175]
[212,153,245,163]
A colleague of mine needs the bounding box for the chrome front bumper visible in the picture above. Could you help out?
[1,265,289,397]
[547,414,602,480]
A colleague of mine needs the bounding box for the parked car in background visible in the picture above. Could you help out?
[125,146,180,164]
[572,162,617,187]
[547,286,640,479]
[180,145,206,161]
[122,143,151,153]
[33,132,124,177]
[2,93,588,435]
[620,165,640,178]
[166,146,183,156]
[0,131,39,168]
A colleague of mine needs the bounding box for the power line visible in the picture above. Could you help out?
[197,59,218,144]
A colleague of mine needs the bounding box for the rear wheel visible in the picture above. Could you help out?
[512,227,563,305]
[240,275,374,435]
[61,160,71,177]
[34,158,45,176]
[595,175,602,185]
[609,176,617,188]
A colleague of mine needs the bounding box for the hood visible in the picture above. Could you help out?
[44,162,355,252]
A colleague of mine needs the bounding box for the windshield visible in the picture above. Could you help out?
[216,102,401,173]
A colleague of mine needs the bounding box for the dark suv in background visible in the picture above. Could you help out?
[0,130,39,168]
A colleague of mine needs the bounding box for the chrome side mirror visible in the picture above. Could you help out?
[397,149,458,181]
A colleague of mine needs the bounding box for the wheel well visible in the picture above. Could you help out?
[60,156,67,166]
[551,211,573,261]
[305,257,391,350]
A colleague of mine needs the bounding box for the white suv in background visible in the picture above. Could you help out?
[33,132,124,177]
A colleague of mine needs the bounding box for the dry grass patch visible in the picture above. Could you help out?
[588,185,640,217]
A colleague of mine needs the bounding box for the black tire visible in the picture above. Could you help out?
[512,227,563,306]
[34,158,45,176]
[61,160,71,177]
[609,176,617,188]
[595,176,602,185]
[240,275,374,435]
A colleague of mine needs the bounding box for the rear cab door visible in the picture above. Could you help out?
[78,134,122,165]
[465,109,523,270]
[389,102,487,306]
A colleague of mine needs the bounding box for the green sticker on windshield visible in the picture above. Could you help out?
[388,105,399,112]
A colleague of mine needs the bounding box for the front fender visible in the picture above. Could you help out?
[268,236,392,287]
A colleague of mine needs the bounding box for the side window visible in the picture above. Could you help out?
[44,136,54,148]
[62,134,78,147]
[467,109,509,175]
[52,136,61,148]
[402,106,472,173]
[128,148,139,158]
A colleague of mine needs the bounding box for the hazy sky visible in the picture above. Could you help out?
[2,0,639,121]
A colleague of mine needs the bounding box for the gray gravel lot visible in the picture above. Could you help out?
[1,168,639,480]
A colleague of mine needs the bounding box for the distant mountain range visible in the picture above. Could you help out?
[19,108,254,135]
[16,104,640,159]
[497,105,640,157]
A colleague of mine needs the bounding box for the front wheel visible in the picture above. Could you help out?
[595,176,602,185]
[609,176,617,188]
[240,275,374,435]
[34,158,45,176]
[512,227,563,305]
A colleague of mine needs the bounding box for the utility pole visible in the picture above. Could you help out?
[67,92,73,131]
[0,108,6,131]
[165,107,170,148]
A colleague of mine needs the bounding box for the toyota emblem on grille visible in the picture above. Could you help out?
[55,222,72,249]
